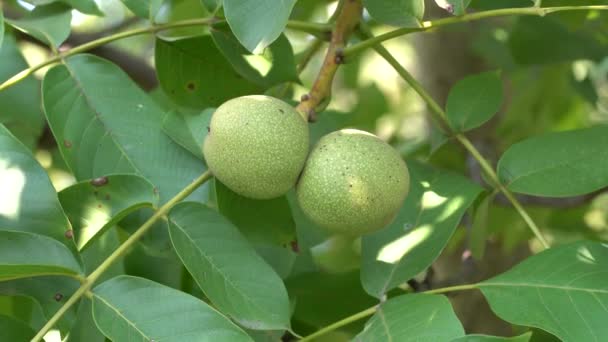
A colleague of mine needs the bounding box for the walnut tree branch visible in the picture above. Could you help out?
[295,0,363,122]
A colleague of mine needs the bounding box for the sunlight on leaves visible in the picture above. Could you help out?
[0,159,25,220]
[421,189,448,209]
[376,224,432,264]
[244,55,272,77]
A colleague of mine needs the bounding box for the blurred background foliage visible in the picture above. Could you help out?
[1,0,607,340]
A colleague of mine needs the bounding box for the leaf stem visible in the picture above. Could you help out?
[0,18,219,93]
[298,306,377,342]
[31,171,213,342]
[295,0,363,121]
[298,283,478,341]
[422,283,479,295]
[343,5,608,58]
[285,20,332,38]
[358,28,550,250]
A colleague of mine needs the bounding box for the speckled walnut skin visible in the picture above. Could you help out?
[203,95,309,200]
[296,129,409,236]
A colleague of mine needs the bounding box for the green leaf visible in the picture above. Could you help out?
[0,10,4,49]
[155,36,260,109]
[310,235,360,274]
[223,0,297,53]
[354,294,465,341]
[211,28,298,87]
[58,174,159,250]
[509,16,605,65]
[120,0,163,18]
[168,202,291,330]
[438,0,472,16]
[6,4,72,48]
[162,108,213,160]
[0,231,82,281]
[92,275,253,341]
[363,0,424,27]
[0,276,80,333]
[497,125,608,197]
[154,0,210,39]
[66,300,106,342]
[215,181,297,278]
[479,241,608,342]
[0,33,44,149]
[201,0,222,12]
[0,313,36,341]
[452,332,532,342]
[361,162,482,298]
[23,0,102,15]
[42,54,208,204]
[470,192,494,261]
[446,71,503,132]
[0,124,75,248]
[287,271,377,334]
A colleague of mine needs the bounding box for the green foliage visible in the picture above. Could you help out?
[58,175,159,250]
[42,54,208,204]
[223,0,297,53]
[363,0,424,27]
[446,71,503,132]
[361,162,482,297]
[480,241,608,342]
[5,4,71,48]
[453,333,532,342]
[0,33,44,149]
[0,0,607,340]
[168,202,291,330]
[498,126,608,197]
[92,275,252,341]
[354,294,465,341]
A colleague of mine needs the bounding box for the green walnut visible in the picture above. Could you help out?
[203,95,309,199]
[296,129,409,236]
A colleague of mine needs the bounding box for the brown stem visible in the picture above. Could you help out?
[295,0,363,122]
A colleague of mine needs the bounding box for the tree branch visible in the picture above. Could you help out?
[295,0,363,122]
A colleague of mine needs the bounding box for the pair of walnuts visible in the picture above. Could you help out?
[203,95,410,236]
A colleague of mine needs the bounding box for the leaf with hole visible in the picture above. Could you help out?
[363,0,424,27]
[497,125,608,197]
[58,174,159,250]
[446,71,503,132]
[361,162,482,298]
[0,276,81,333]
[155,36,260,109]
[223,0,297,53]
[92,275,253,341]
[42,54,208,204]
[479,241,608,342]
[168,202,291,330]
[354,294,465,341]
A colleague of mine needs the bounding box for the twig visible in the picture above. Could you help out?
[295,0,363,122]
[357,27,550,249]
